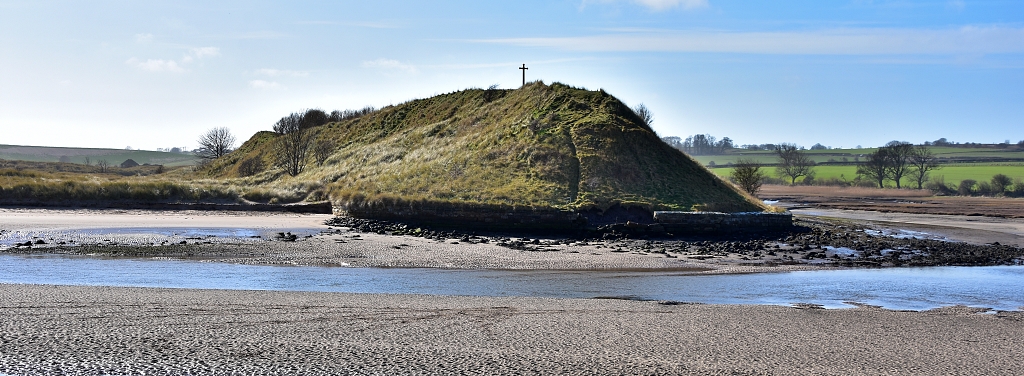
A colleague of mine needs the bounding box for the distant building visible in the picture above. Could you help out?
[120,159,139,168]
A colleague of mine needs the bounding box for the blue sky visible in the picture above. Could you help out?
[1,0,1022,151]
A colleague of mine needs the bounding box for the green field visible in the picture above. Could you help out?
[709,163,1024,187]
[690,146,1024,167]
[0,144,199,167]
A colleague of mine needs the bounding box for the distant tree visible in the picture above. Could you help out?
[83,156,90,166]
[661,136,683,150]
[717,137,734,153]
[730,159,766,196]
[273,115,312,176]
[197,127,236,160]
[933,137,951,146]
[991,174,1013,195]
[908,145,940,189]
[301,108,330,129]
[810,143,828,150]
[632,103,653,127]
[58,156,72,163]
[775,145,815,185]
[97,160,110,173]
[857,148,891,188]
[311,136,336,167]
[883,141,914,189]
[170,147,183,153]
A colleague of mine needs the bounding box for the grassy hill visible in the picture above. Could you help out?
[207,82,765,213]
[0,144,199,167]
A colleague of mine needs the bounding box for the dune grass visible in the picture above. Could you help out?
[204,82,765,213]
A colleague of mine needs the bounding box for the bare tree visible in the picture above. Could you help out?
[273,114,312,176]
[197,127,236,160]
[857,148,891,188]
[883,141,913,188]
[908,145,940,189]
[775,145,814,185]
[730,159,766,196]
[632,103,653,127]
[97,160,109,173]
[83,156,90,166]
[311,136,336,167]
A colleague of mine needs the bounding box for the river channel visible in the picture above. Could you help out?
[2,254,1022,311]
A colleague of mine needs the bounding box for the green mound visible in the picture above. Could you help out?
[211,82,764,213]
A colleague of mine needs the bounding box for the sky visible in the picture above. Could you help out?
[1,0,1022,151]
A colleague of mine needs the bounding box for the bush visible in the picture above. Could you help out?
[926,176,956,195]
[991,174,1012,195]
[237,157,265,177]
[957,179,977,196]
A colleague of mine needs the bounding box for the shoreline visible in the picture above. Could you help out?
[2,207,1023,273]
[1,284,1022,375]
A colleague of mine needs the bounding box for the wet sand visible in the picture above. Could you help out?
[1,284,1021,375]
[791,207,1024,246]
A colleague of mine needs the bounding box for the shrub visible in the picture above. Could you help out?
[926,176,956,195]
[237,157,265,177]
[991,174,1012,195]
[957,179,977,196]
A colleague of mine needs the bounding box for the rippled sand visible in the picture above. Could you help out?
[1,284,1021,375]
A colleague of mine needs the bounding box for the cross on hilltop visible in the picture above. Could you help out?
[519,64,528,87]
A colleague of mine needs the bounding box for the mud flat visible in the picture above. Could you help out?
[1,284,1022,375]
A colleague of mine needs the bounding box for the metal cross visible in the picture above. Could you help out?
[519,64,528,87]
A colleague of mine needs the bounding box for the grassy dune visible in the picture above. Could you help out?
[206,82,765,213]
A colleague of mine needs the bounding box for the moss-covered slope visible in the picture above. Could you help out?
[213,82,764,213]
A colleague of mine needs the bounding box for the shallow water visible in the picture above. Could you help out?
[2,254,1022,311]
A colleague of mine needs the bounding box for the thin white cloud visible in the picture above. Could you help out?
[362,58,418,74]
[947,0,965,11]
[478,26,1024,55]
[189,47,220,58]
[249,80,281,89]
[135,33,154,43]
[125,58,185,72]
[255,68,309,77]
[126,46,220,72]
[633,0,708,11]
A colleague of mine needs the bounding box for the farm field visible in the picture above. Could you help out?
[690,146,1024,166]
[709,163,1024,187]
[0,144,198,167]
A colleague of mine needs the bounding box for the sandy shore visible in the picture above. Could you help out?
[1,284,1021,375]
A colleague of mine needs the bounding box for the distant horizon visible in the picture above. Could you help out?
[2,1,1022,150]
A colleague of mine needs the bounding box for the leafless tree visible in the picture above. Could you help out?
[272,114,312,176]
[97,160,110,173]
[883,141,914,188]
[311,136,336,167]
[83,156,90,166]
[632,103,653,127]
[857,148,891,188]
[908,145,940,189]
[775,145,814,185]
[730,159,766,195]
[197,127,236,160]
